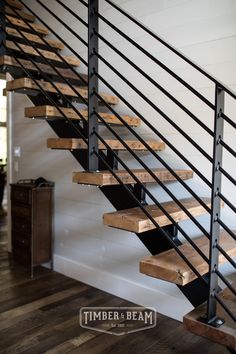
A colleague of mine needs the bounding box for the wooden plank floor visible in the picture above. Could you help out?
[0,216,229,354]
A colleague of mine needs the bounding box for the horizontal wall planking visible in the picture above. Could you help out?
[13,164,77,186]
[96,47,236,94]
[21,1,76,45]
[55,183,113,206]
[53,254,192,321]
[97,47,236,90]
[72,37,236,95]
[53,247,183,302]
[97,62,217,106]
[96,11,236,58]
[12,123,52,152]
[158,132,214,159]
[84,0,236,50]
[54,212,145,250]
[53,244,144,278]
[54,197,111,222]
[99,0,236,33]
[53,223,147,263]
[98,89,215,137]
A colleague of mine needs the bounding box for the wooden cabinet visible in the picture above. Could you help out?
[11,179,54,277]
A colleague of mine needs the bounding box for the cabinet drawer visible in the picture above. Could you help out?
[12,205,31,220]
[12,219,31,234]
[11,188,31,205]
[12,244,31,265]
[12,233,31,248]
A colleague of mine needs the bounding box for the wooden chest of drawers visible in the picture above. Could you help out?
[11,179,54,277]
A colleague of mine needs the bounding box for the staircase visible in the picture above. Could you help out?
[0,0,235,352]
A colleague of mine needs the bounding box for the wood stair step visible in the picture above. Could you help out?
[103,197,212,233]
[24,105,141,127]
[72,168,193,186]
[6,28,64,50]
[140,230,235,286]
[47,138,165,151]
[6,41,80,66]
[5,6,35,22]
[183,283,236,350]
[6,78,119,105]
[0,56,86,84]
[6,15,50,36]
[6,0,23,9]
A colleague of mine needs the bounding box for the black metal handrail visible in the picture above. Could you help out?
[2,8,212,289]
[95,71,212,188]
[93,31,214,137]
[85,0,236,325]
[95,50,213,164]
[105,0,236,101]
[19,0,214,231]
[4,0,214,286]
[95,11,215,110]
[1,0,235,326]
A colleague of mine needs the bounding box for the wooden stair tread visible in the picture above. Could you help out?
[6,0,23,9]
[72,168,193,186]
[47,138,165,151]
[103,197,212,233]
[6,15,50,36]
[183,284,236,350]
[6,41,80,66]
[6,28,64,50]
[24,105,141,127]
[140,230,236,285]
[5,6,35,22]
[6,78,119,105]
[0,56,86,83]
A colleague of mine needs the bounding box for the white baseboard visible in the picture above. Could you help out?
[54,254,193,321]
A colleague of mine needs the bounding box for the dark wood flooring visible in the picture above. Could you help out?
[0,216,229,354]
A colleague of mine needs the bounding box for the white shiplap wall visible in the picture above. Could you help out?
[9,0,236,320]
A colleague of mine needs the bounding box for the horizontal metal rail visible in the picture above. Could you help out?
[95,10,215,110]
[17,0,88,66]
[6,11,89,109]
[218,192,236,214]
[215,269,236,297]
[78,0,88,8]
[222,112,236,130]
[220,139,236,159]
[94,30,214,137]
[217,218,236,241]
[94,111,212,242]
[215,293,236,322]
[55,0,88,28]
[4,18,89,128]
[216,244,236,269]
[93,148,209,287]
[105,0,236,101]
[3,42,87,143]
[35,0,87,47]
[95,49,213,163]
[95,71,212,188]
[94,89,212,213]
[219,166,236,186]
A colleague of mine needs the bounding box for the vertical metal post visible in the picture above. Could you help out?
[206,84,225,326]
[88,0,99,171]
[0,0,6,56]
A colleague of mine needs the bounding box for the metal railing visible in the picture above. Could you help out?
[0,0,235,325]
